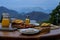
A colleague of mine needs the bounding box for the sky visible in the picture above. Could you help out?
[0,0,60,12]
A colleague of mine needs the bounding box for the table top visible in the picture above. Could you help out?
[0,23,60,39]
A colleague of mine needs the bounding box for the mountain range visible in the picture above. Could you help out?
[0,6,50,22]
[16,7,51,13]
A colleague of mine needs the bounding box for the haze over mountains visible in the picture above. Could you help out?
[16,7,51,13]
[0,6,50,22]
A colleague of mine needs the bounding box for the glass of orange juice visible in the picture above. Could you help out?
[2,18,10,28]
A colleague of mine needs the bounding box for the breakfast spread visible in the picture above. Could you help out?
[1,13,51,34]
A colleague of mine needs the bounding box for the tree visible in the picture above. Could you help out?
[49,2,60,25]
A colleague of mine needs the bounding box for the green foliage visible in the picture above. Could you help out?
[42,21,50,23]
[49,3,60,25]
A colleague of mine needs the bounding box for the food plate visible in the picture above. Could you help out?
[18,28,40,34]
[30,23,39,26]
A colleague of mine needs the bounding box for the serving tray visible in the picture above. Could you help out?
[0,28,17,31]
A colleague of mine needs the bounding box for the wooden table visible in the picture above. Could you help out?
[0,23,60,40]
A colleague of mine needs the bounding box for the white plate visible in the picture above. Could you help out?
[18,28,40,34]
[30,23,39,26]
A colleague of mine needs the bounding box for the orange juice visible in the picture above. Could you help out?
[25,15,30,25]
[25,18,30,25]
[2,18,10,28]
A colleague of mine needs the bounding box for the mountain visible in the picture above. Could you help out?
[23,11,50,22]
[0,6,23,19]
[0,6,50,22]
[16,7,51,13]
